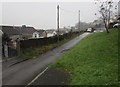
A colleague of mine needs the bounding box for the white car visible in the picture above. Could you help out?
[87,28,92,32]
[113,23,120,28]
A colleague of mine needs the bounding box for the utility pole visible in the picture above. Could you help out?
[57,5,60,42]
[78,10,80,32]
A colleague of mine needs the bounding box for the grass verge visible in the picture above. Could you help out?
[49,29,119,85]
[20,32,84,58]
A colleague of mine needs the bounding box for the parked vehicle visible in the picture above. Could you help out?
[113,23,120,28]
[87,28,94,32]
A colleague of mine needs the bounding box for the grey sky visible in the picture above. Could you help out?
[1,2,100,29]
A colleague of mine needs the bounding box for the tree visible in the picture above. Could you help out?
[95,0,117,33]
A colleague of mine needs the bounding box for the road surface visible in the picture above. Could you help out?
[2,33,90,85]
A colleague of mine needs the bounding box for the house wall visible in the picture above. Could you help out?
[9,35,20,40]
[47,31,57,37]
[53,31,57,35]
[32,32,39,38]
[43,32,47,37]
[22,34,32,40]
[39,31,47,38]
[47,33,54,37]
[33,31,47,38]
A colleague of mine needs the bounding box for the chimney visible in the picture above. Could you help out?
[22,25,26,28]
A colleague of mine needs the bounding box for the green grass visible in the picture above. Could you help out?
[20,32,84,58]
[50,29,119,85]
[20,44,57,58]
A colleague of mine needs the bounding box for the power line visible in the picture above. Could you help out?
[59,7,78,25]
[59,7,77,15]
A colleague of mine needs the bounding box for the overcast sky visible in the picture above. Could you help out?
[0,0,119,29]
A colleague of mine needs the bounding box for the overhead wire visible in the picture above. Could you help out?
[58,6,78,27]
[59,7,77,15]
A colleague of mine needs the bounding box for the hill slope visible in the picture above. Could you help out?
[50,29,119,85]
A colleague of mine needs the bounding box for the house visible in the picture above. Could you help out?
[108,16,120,28]
[117,16,120,23]
[33,31,39,38]
[46,30,57,37]
[57,29,69,35]
[32,30,47,38]
[15,25,36,40]
[1,25,36,40]
[1,26,20,40]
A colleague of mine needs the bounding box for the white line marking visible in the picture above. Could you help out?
[26,67,48,86]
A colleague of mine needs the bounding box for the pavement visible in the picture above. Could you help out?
[2,57,29,69]
[30,68,68,85]
[2,33,90,85]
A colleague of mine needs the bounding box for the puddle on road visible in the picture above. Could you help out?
[60,49,70,53]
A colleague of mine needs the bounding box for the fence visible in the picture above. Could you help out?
[8,47,17,57]
[2,45,17,58]
[20,32,80,50]
[2,31,82,58]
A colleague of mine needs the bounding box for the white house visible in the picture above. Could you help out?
[46,30,57,37]
[57,29,69,35]
[32,30,47,38]
[1,25,36,40]
[33,32,39,38]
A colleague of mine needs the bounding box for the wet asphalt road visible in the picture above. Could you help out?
[2,33,90,85]
[30,68,68,85]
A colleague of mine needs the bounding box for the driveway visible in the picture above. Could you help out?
[2,33,90,85]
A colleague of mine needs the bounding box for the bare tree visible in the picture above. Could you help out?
[95,0,117,33]
[99,1,114,33]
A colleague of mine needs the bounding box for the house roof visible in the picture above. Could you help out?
[1,25,36,35]
[1,26,20,35]
[46,30,56,34]
[36,30,45,34]
[33,30,46,37]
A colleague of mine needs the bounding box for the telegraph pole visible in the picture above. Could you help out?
[78,10,80,32]
[57,5,60,42]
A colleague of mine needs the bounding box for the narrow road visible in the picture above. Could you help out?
[2,33,90,85]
